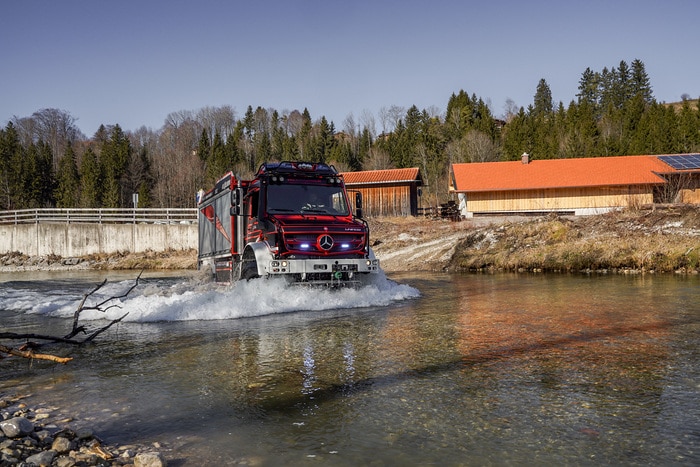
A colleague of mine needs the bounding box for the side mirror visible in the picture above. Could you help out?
[231,188,242,216]
[355,192,363,219]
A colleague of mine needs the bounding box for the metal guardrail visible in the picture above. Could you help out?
[0,208,198,225]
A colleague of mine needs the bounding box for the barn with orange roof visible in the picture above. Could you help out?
[342,167,423,217]
[450,153,700,217]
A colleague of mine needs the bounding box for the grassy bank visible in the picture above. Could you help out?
[449,207,700,273]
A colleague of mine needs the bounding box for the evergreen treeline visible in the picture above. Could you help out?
[1,59,699,211]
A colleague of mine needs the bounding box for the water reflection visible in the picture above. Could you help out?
[1,272,699,465]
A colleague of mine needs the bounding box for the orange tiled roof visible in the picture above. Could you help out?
[342,167,422,185]
[452,156,670,192]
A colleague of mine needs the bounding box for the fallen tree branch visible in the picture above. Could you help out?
[0,270,143,363]
[0,344,73,364]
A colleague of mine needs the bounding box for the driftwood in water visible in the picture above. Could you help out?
[0,271,142,364]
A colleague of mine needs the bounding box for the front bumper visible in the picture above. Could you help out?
[264,257,380,281]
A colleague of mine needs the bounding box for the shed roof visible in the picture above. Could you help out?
[342,167,422,185]
[451,155,671,193]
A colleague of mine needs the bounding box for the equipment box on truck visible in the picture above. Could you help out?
[198,161,379,286]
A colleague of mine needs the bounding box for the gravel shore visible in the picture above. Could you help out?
[1,393,168,467]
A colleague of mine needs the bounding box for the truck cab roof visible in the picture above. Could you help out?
[256,161,339,176]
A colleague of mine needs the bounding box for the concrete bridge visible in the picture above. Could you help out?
[0,209,198,257]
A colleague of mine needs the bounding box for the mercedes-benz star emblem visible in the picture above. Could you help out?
[318,234,334,251]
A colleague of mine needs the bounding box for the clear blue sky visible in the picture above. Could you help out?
[2,0,698,137]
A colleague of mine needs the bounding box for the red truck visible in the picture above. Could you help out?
[197,161,380,286]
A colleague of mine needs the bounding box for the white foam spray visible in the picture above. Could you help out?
[2,271,420,323]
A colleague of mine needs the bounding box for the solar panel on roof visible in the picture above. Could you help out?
[658,154,700,170]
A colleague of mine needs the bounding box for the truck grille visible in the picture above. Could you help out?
[283,232,365,255]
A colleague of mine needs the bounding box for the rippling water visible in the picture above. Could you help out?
[1,271,699,465]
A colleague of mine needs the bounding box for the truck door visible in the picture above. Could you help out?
[244,188,261,243]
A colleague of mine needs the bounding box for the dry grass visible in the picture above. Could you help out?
[451,206,700,273]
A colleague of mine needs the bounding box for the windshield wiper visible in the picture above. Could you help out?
[301,208,328,214]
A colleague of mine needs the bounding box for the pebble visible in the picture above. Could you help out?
[0,394,168,466]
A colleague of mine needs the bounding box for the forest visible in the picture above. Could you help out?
[1,58,699,211]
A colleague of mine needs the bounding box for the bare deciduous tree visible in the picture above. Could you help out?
[13,108,84,171]
[378,105,405,134]
[364,147,393,170]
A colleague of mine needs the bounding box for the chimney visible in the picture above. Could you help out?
[521,152,530,164]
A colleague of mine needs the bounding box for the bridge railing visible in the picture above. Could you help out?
[0,208,198,225]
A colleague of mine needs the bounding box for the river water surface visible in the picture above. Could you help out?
[1,271,699,465]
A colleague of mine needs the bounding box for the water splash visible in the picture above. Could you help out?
[2,271,420,323]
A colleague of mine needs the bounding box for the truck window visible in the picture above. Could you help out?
[267,183,349,216]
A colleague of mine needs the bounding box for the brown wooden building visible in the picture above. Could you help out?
[450,153,700,216]
[342,168,423,217]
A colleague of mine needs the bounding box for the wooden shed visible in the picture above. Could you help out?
[450,154,700,217]
[342,168,423,217]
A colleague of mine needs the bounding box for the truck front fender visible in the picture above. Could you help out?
[244,242,274,277]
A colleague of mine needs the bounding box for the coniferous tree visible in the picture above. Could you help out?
[616,60,632,104]
[297,109,313,161]
[356,127,372,170]
[226,122,244,167]
[209,131,228,181]
[577,67,600,108]
[630,59,653,103]
[0,122,24,209]
[80,147,102,208]
[502,108,532,160]
[562,100,598,158]
[35,140,56,207]
[24,143,41,208]
[532,79,554,118]
[124,145,153,207]
[310,116,335,163]
[100,124,131,207]
[677,99,700,152]
[55,143,80,207]
[620,93,647,153]
[197,129,211,162]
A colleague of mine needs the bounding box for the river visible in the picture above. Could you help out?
[1,270,699,465]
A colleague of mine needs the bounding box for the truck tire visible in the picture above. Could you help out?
[241,260,259,281]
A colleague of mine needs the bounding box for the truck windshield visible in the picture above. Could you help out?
[266,183,350,216]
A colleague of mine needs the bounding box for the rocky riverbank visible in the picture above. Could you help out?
[0,394,167,466]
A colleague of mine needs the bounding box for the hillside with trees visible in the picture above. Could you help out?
[1,59,699,211]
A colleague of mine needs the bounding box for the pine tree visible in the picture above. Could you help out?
[100,124,131,207]
[197,129,211,162]
[226,122,244,167]
[533,79,554,118]
[677,99,700,152]
[80,147,102,208]
[297,109,313,161]
[631,59,653,103]
[209,131,228,181]
[0,122,24,209]
[36,140,56,207]
[55,143,80,207]
[310,116,335,163]
[24,143,41,208]
[577,67,600,108]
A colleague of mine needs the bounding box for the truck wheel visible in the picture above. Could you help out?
[241,260,259,281]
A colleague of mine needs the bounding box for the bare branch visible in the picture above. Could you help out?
[0,344,73,364]
[1,272,143,364]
